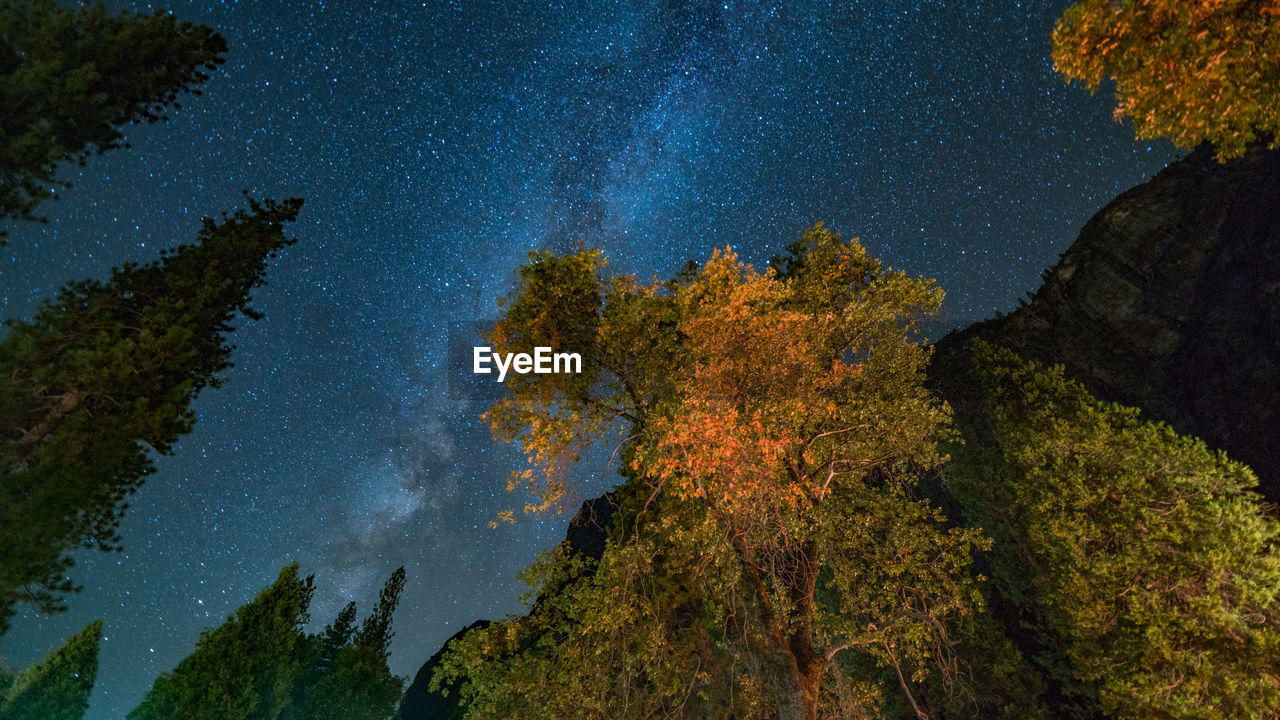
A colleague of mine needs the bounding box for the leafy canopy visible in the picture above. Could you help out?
[949,342,1280,719]
[0,0,226,232]
[0,197,301,634]
[1052,0,1280,158]
[438,226,987,720]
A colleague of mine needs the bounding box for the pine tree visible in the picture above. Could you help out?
[127,565,314,720]
[316,602,358,673]
[355,567,405,658]
[0,620,101,720]
[950,342,1280,719]
[131,566,406,720]
[286,568,406,720]
[0,0,226,232]
[0,196,303,633]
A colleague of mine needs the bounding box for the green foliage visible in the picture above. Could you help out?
[356,566,406,658]
[129,565,406,720]
[128,565,315,720]
[1052,0,1280,159]
[284,568,406,720]
[312,602,358,674]
[484,247,611,517]
[435,487,770,720]
[914,609,1050,720]
[0,0,226,231]
[439,226,987,720]
[284,643,404,720]
[950,342,1280,719]
[0,196,302,634]
[0,620,100,720]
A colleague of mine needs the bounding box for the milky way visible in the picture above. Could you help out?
[0,1,1174,717]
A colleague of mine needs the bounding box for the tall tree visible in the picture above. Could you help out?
[0,0,226,233]
[127,565,314,720]
[437,226,986,720]
[0,196,303,633]
[0,620,101,720]
[355,566,406,659]
[285,642,403,720]
[285,568,406,720]
[949,342,1280,719]
[130,565,406,720]
[1052,0,1280,158]
[310,602,359,678]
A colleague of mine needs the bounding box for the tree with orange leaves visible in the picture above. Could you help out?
[435,226,991,720]
[1052,0,1280,158]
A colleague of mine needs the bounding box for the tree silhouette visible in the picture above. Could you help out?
[130,565,406,720]
[0,196,302,633]
[0,620,101,720]
[0,0,226,234]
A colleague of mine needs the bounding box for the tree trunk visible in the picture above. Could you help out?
[772,665,822,720]
[762,645,824,717]
[731,535,827,720]
[774,691,816,720]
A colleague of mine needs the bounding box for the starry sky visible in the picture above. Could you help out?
[0,1,1175,717]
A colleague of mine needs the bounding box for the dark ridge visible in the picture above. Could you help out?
[932,142,1280,498]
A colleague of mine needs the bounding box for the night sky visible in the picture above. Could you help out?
[0,1,1175,717]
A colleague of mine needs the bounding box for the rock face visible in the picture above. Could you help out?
[398,494,618,720]
[933,143,1280,498]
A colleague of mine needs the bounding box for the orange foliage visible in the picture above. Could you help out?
[1053,0,1280,158]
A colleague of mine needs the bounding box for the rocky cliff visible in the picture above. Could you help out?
[933,142,1280,498]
